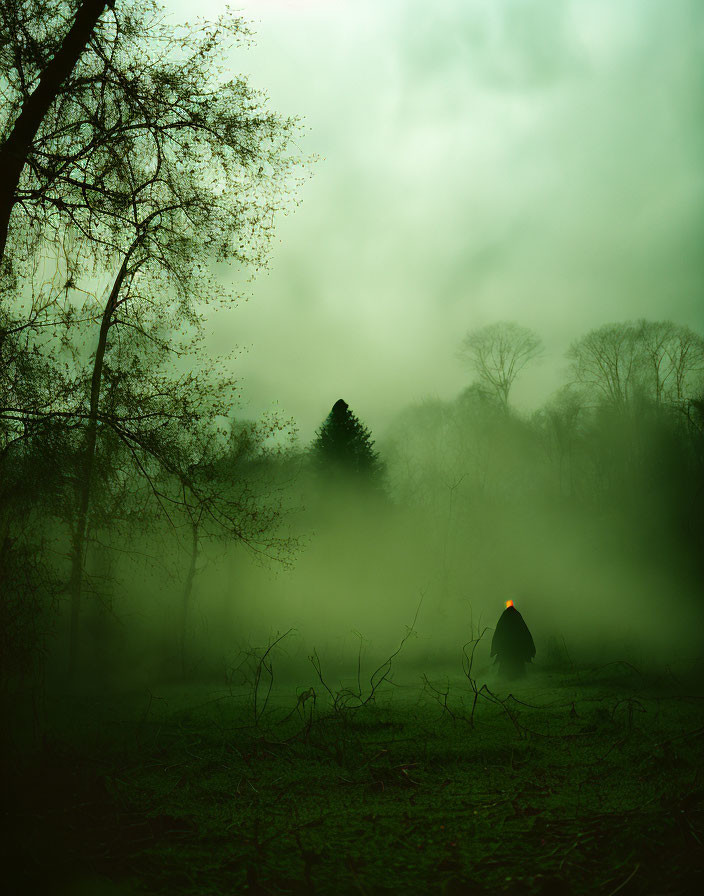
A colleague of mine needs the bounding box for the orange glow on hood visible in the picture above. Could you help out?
[505,600,514,609]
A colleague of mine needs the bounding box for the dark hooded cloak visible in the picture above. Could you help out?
[491,605,536,678]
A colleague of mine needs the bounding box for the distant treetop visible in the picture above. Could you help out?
[458,322,543,410]
[311,398,384,484]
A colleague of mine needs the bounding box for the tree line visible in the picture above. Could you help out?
[457,320,704,412]
[309,319,704,512]
[383,319,704,611]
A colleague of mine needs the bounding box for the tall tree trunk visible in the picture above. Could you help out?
[67,254,128,677]
[0,0,109,263]
[179,520,200,679]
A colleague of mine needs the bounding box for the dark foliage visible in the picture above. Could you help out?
[311,398,384,485]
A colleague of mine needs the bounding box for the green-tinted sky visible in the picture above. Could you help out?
[172,0,704,440]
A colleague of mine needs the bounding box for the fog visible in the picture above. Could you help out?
[3,3,704,890]
[185,0,704,438]
[49,371,702,696]
[2,1,702,707]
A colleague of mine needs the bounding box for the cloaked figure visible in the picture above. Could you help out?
[491,600,536,679]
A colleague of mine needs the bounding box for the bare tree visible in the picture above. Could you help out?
[568,320,704,409]
[458,322,543,409]
[173,418,297,677]
[566,323,643,408]
[637,320,677,404]
[656,323,704,404]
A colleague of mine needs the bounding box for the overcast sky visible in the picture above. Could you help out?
[170,0,704,441]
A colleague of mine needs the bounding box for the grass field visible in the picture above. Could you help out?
[4,660,704,895]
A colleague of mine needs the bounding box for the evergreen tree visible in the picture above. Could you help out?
[312,399,384,484]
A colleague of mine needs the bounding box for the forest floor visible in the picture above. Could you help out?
[4,661,704,895]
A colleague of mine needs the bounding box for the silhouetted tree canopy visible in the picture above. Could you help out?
[0,0,302,677]
[0,0,298,276]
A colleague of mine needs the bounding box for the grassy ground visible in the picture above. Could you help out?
[4,662,704,895]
